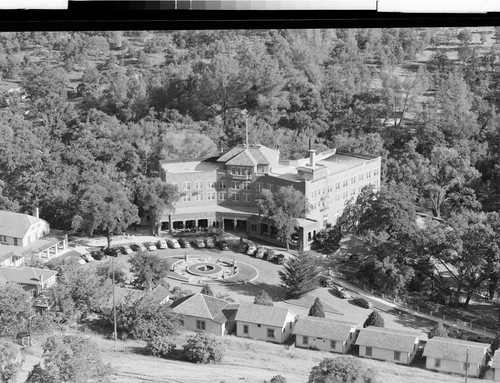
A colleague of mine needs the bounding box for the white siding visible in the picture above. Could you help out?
[425,357,482,378]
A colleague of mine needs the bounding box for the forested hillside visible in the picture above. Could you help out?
[0,28,499,239]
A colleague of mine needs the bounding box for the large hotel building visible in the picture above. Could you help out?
[159,144,381,251]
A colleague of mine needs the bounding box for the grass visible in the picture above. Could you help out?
[51,330,483,383]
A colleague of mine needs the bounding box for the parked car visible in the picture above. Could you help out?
[204,238,215,248]
[216,240,229,251]
[275,253,286,264]
[246,242,257,255]
[178,238,191,248]
[265,249,276,262]
[80,253,94,263]
[290,233,299,244]
[144,242,157,251]
[156,239,168,249]
[352,296,373,309]
[237,240,248,253]
[101,247,121,257]
[119,245,133,255]
[191,238,206,248]
[331,285,351,299]
[255,246,267,259]
[167,239,181,249]
[130,243,146,252]
[90,249,106,260]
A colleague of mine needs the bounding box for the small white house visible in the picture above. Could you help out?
[491,349,500,381]
[424,336,489,377]
[235,303,296,344]
[0,210,49,247]
[170,293,237,336]
[356,327,422,365]
[293,316,360,354]
[0,266,57,296]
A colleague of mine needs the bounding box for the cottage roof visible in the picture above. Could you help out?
[356,327,422,353]
[170,293,231,324]
[0,210,46,239]
[423,337,489,364]
[0,266,57,286]
[293,317,359,340]
[235,303,294,328]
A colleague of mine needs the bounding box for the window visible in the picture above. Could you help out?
[231,193,240,201]
[374,168,379,176]
[330,340,336,349]
[195,193,203,201]
[394,351,401,361]
[231,181,238,190]
[328,185,333,193]
[435,358,441,368]
[335,181,340,190]
[196,320,206,331]
[351,176,356,184]
[335,194,340,201]
[303,336,309,345]
[351,188,356,196]
[342,179,348,187]
[365,347,372,356]
[182,194,191,202]
[243,325,249,334]
[194,181,203,190]
[255,182,263,192]
[207,180,216,189]
[367,171,371,179]
[207,192,216,201]
[182,182,191,191]
[243,182,251,190]
[219,179,227,189]
[243,193,251,202]
[218,192,226,201]
[267,184,274,192]
[359,174,364,181]
[267,329,275,338]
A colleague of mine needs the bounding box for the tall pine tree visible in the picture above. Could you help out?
[308,297,325,318]
[278,251,320,298]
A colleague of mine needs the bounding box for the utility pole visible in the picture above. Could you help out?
[112,253,117,352]
[465,347,469,383]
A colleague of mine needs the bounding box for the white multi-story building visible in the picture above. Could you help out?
[159,144,381,250]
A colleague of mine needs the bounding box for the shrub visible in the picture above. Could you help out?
[308,297,325,318]
[363,310,384,328]
[428,322,448,339]
[201,284,214,296]
[254,290,274,306]
[308,356,375,383]
[183,332,224,364]
[270,376,287,383]
[145,336,176,358]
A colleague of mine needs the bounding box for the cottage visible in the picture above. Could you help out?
[170,293,237,336]
[234,303,296,344]
[101,285,170,316]
[491,349,500,381]
[0,210,67,266]
[424,336,489,377]
[0,266,57,296]
[356,327,422,365]
[293,316,360,353]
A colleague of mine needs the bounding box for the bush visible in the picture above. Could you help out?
[201,284,214,296]
[308,356,375,383]
[428,322,448,339]
[145,336,176,358]
[254,290,274,306]
[363,310,384,328]
[264,376,287,383]
[183,332,224,364]
[308,297,325,318]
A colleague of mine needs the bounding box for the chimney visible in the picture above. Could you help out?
[33,207,39,218]
[309,149,316,167]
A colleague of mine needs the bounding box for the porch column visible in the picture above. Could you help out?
[169,214,173,235]
[221,218,225,231]
[233,219,237,231]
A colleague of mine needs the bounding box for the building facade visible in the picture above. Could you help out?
[159,145,381,250]
[293,317,360,354]
[356,327,422,365]
[423,337,489,378]
[234,303,296,344]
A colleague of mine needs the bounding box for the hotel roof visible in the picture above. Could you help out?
[161,158,220,174]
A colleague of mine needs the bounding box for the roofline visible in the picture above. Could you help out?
[335,150,380,160]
